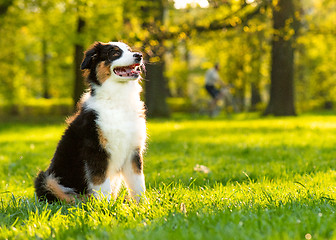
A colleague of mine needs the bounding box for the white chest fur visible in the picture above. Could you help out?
[84,80,146,175]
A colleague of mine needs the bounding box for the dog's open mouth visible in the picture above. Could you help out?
[113,64,141,78]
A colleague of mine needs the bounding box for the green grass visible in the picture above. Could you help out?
[0,112,336,239]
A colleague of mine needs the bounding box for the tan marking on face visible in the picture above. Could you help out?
[96,62,111,84]
[45,175,75,203]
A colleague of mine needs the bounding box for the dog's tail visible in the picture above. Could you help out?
[34,171,76,203]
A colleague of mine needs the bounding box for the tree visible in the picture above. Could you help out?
[41,38,50,98]
[0,0,334,116]
[139,0,170,117]
[73,15,86,107]
[264,0,297,116]
[0,0,24,109]
[0,0,13,17]
[39,1,55,99]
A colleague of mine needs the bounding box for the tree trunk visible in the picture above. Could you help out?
[0,0,13,16]
[145,60,170,117]
[249,31,263,111]
[264,0,296,116]
[73,17,85,107]
[141,0,170,117]
[250,82,262,111]
[41,39,50,99]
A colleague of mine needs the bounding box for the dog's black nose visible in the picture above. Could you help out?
[133,53,142,62]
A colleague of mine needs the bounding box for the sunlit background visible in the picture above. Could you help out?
[0,0,335,117]
[174,0,209,9]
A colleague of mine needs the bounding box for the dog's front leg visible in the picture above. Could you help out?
[122,150,146,202]
[91,177,112,200]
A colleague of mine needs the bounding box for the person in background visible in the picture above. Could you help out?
[204,63,227,116]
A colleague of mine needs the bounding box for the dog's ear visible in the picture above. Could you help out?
[80,50,95,70]
[80,42,101,70]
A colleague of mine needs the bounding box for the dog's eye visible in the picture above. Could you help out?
[112,51,121,57]
[108,50,121,60]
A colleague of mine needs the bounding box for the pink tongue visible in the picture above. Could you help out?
[116,67,135,77]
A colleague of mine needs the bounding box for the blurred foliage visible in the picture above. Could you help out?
[0,0,335,114]
[0,98,73,117]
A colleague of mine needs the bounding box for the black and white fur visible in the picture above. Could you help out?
[34,42,146,203]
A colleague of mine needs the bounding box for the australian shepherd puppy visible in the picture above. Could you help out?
[34,42,146,203]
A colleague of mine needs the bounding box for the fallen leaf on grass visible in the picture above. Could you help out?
[194,164,211,174]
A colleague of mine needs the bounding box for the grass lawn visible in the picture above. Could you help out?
[0,112,335,239]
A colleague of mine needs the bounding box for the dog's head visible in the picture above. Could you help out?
[81,42,143,85]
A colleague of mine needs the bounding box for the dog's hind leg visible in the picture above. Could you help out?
[35,171,76,203]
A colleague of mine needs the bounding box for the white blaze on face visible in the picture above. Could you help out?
[108,42,142,81]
